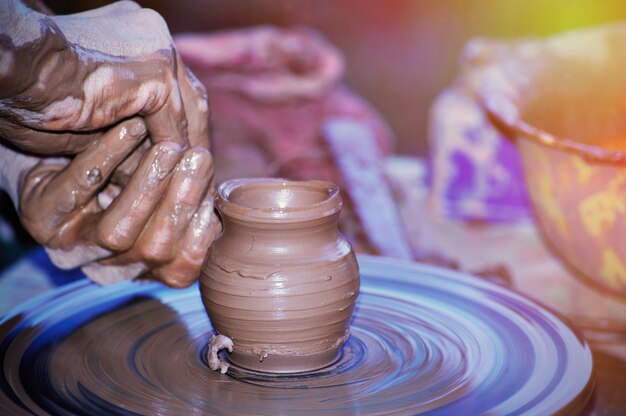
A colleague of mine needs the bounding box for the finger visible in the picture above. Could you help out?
[98,193,219,288]
[21,158,103,250]
[182,182,221,258]
[45,118,147,211]
[129,147,213,266]
[0,121,104,155]
[177,55,211,149]
[154,194,221,288]
[143,50,189,147]
[20,118,146,234]
[152,253,203,288]
[110,139,151,186]
[19,157,70,243]
[93,141,183,251]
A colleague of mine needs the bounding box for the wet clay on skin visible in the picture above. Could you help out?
[202,178,360,373]
[0,22,179,155]
[0,1,209,156]
[0,2,218,286]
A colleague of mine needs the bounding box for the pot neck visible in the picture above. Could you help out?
[216,178,343,225]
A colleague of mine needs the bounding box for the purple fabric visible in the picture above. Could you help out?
[429,88,531,222]
[447,151,476,200]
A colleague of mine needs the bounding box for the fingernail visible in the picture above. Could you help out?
[130,120,147,137]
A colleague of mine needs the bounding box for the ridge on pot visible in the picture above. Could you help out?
[477,23,626,297]
[201,178,360,374]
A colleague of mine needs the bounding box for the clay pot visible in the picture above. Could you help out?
[201,178,360,373]
[478,24,626,297]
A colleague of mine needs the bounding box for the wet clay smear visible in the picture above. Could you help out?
[0,256,593,415]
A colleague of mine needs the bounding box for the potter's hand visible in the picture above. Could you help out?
[15,118,221,287]
[0,0,209,156]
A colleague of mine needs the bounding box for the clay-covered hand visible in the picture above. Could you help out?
[17,118,221,287]
[0,0,209,157]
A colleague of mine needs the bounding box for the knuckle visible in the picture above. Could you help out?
[173,198,198,214]
[22,222,52,245]
[165,276,193,289]
[185,245,207,264]
[137,8,169,32]
[95,224,131,252]
[19,180,62,243]
[115,0,141,10]
[19,211,63,246]
[22,163,57,193]
[76,168,103,191]
[160,269,197,288]
[154,253,201,288]
[138,243,171,264]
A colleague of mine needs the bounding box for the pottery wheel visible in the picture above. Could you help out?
[0,255,593,415]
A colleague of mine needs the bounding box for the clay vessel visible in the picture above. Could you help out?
[478,24,626,297]
[201,178,360,373]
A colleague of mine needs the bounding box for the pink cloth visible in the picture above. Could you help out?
[174,27,393,183]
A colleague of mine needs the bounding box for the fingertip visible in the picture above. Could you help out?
[129,118,147,137]
[193,145,212,155]
[104,118,146,150]
[190,145,212,162]
[177,146,213,175]
[139,140,183,176]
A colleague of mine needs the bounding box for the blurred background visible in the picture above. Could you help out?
[45,0,626,155]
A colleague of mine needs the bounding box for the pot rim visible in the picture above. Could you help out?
[216,177,342,223]
[478,69,626,165]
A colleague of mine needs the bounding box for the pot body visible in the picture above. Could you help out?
[201,178,360,373]
[517,137,626,296]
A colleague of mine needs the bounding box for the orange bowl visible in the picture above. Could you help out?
[478,24,626,297]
